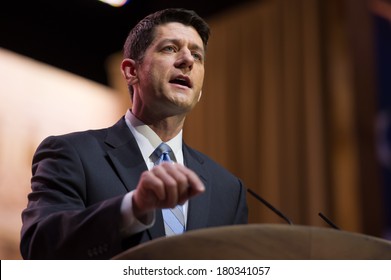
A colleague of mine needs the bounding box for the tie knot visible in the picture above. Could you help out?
[157,142,172,155]
[152,143,176,165]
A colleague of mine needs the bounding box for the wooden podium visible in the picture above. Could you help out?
[113,224,391,259]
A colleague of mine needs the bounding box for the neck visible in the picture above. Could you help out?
[149,117,185,142]
[132,110,186,142]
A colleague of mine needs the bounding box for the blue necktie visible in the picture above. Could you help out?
[153,143,185,236]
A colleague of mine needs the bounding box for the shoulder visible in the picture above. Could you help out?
[37,117,126,148]
[184,143,239,181]
[36,128,106,152]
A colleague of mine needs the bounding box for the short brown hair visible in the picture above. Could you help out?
[123,8,210,62]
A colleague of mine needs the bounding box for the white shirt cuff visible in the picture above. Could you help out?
[120,191,155,237]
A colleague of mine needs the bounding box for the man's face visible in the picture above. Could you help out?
[133,22,205,118]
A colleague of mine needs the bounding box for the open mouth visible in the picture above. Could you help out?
[169,75,192,88]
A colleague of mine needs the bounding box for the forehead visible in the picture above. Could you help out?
[152,22,204,49]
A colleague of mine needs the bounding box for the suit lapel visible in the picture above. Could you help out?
[104,117,165,239]
[105,118,146,193]
[183,143,211,230]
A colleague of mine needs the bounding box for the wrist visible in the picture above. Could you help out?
[132,192,150,221]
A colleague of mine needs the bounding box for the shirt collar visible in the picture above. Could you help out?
[124,110,183,166]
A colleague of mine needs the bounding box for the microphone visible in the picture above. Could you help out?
[318,212,341,230]
[247,188,294,225]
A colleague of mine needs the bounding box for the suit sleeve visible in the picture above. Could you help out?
[20,136,127,259]
[233,179,249,224]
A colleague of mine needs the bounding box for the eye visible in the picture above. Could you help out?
[192,52,203,62]
[162,45,176,53]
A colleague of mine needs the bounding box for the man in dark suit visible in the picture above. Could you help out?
[20,8,248,259]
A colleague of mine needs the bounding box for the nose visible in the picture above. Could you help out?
[175,49,194,70]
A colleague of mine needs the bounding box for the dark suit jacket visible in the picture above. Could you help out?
[20,117,248,259]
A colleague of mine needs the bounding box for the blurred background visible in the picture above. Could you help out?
[1,0,390,259]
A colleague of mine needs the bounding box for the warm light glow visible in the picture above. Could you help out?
[0,48,125,259]
[99,0,129,7]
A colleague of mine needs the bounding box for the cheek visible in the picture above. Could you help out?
[194,72,204,91]
[193,69,205,85]
[141,68,162,89]
[147,63,168,83]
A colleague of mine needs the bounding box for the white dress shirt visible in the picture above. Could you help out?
[120,110,187,237]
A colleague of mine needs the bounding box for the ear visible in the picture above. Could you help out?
[121,58,138,85]
[197,90,203,102]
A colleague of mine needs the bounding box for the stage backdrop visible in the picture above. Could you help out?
[187,0,384,237]
[371,0,391,239]
[0,48,126,259]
